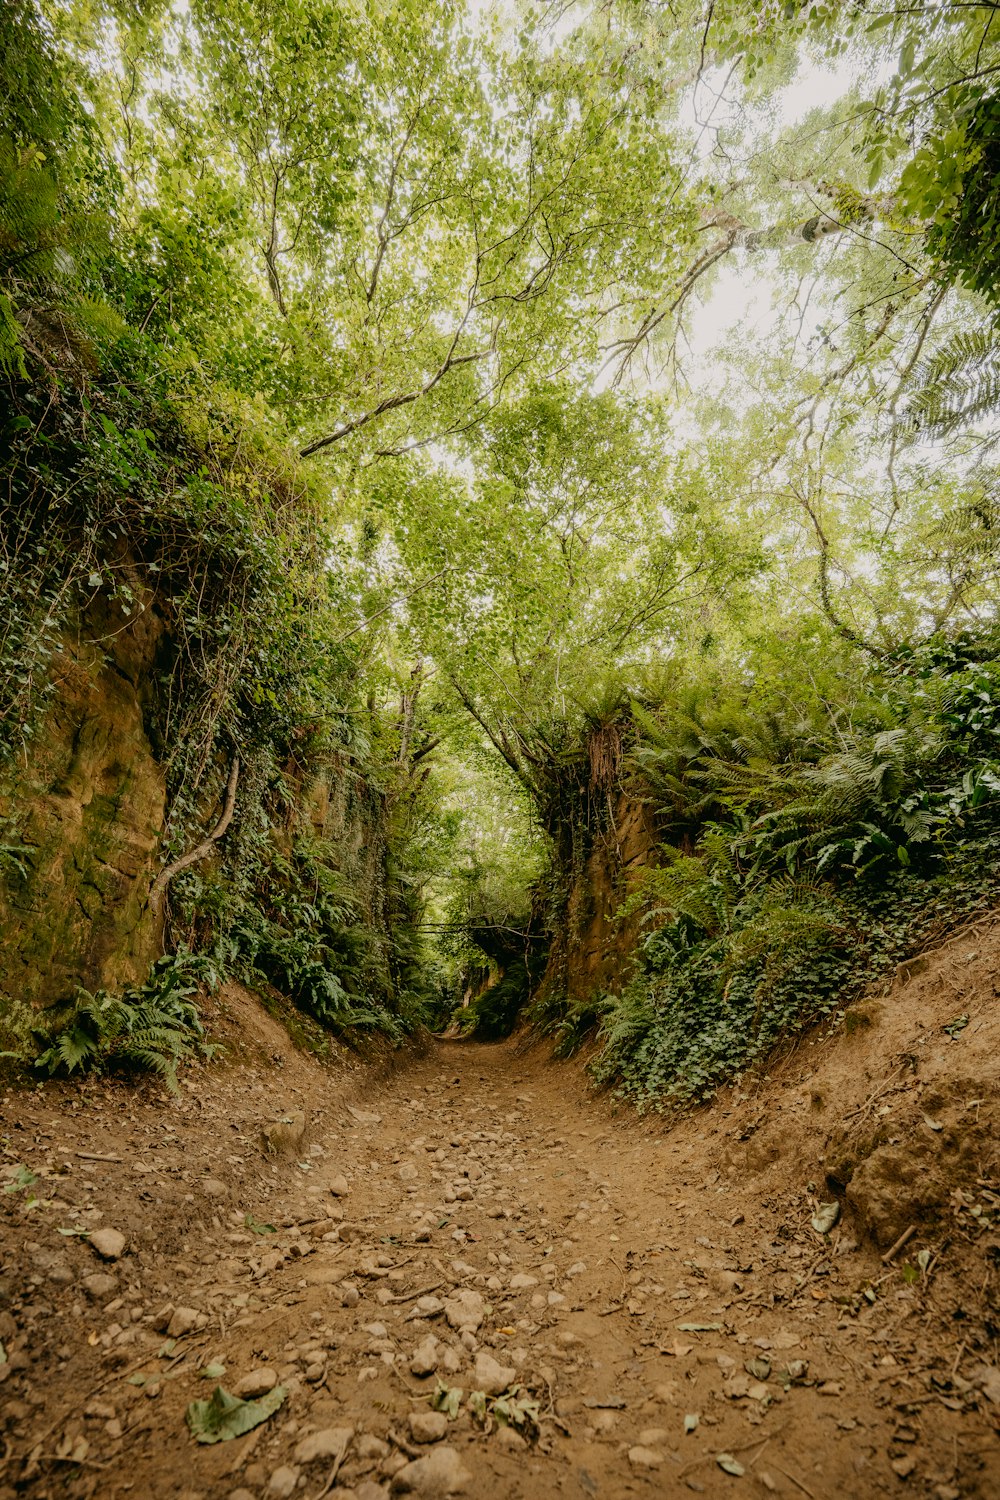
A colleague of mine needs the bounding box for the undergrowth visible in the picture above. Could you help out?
[28,949,218,1093]
[526,632,1000,1108]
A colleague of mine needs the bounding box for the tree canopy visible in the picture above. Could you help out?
[4,0,1000,1089]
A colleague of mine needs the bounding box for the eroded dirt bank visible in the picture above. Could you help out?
[1,941,999,1500]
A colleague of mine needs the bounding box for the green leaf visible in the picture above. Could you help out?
[200,1362,227,1380]
[244,1213,277,1235]
[810,1201,840,1235]
[431,1382,463,1419]
[3,1166,37,1193]
[185,1384,287,1444]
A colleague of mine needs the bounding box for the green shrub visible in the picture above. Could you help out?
[32,949,218,1092]
[455,956,538,1041]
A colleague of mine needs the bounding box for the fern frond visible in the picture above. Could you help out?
[903,325,1000,441]
[0,291,25,377]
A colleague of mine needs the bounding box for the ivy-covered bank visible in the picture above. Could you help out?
[475,635,1000,1107]
[0,326,440,1081]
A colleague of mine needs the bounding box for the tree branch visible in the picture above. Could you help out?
[299,350,489,457]
[150,757,240,902]
[794,489,890,659]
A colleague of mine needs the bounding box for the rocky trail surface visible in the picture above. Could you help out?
[1,943,999,1500]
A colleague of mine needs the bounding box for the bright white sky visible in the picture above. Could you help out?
[681,56,858,378]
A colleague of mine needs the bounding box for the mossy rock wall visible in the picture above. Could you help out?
[540,790,658,1007]
[0,617,166,1022]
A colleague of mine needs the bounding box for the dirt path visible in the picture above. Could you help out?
[1,980,998,1500]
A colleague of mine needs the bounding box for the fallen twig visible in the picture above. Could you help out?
[38,1454,110,1470]
[677,1424,788,1479]
[387,1426,422,1459]
[882,1225,918,1264]
[311,1446,348,1500]
[842,1081,911,1125]
[773,1463,818,1499]
[392,1281,444,1304]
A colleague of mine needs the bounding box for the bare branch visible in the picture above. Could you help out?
[150,757,240,903]
[299,349,490,457]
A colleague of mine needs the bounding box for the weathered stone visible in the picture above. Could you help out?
[234,1368,278,1399]
[166,1306,201,1337]
[472,1352,514,1397]
[628,1446,663,1470]
[266,1466,300,1498]
[443,1290,484,1334]
[262,1111,306,1156]
[389,1446,472,1495]
[82,1272,118,1300]
[356,1436,390,1460]
[408,1410,448,1444]
[494,1425,525,1451]
[294,1426,353,1465]
[409,1337,440,1377]
[89,1228,126,1261]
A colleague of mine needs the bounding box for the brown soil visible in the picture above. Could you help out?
[1,925,999,1500]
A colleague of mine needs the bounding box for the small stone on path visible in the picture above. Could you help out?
[266,1465,300,1498]
[443,1289,484,1333]
[235,1367,278,1398]
[166,1306,201,1337]
[472,1351,514,1396]
[628,1446,664,1470]
[408,1409,448,1443]
[293,1426,353,1464]
[410,1336,440,1377]
[82,1273,117,1299]
[89,1228,126,1261]
[390,1445,472,1494]
[263,1111,306,1155]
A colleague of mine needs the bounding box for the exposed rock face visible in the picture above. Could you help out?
[0,608,166,1018]
[537,790,659,1008]
[0,592,403,1033]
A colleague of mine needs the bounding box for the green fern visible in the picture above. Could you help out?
[0,291,25,377]
[903,326,1000,441]
[33,950,216,1091]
